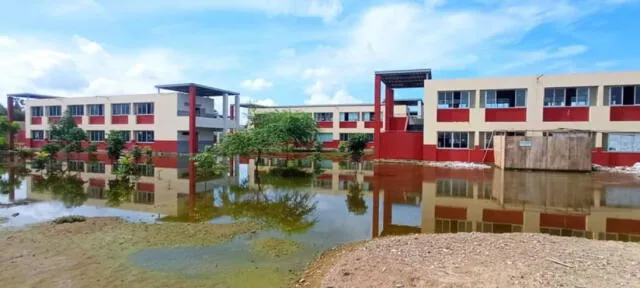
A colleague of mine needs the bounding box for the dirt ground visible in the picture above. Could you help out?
[0,217,260,288]
[304,233,640,288]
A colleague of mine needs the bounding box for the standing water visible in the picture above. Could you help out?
[1,156,640,286]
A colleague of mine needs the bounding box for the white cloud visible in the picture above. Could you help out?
[303,80,361,105]
[73,35,104,55]
[242,78,273,91]
[489,45,588,73]
[302,67,331,79]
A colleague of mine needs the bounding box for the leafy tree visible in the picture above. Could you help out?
[192,145,227,178]
[348,133,369,163]
[0,102,25,121]
[0,116,20,150]
[105,131,127,162]
[49,110,88,163]
[346,182,368,215]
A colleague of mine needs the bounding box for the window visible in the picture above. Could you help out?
[339,112,359,121]
[365,133,374,142]
[109,130,131,142]
[68,105,84,116]
[437,132,469,149]
[31,106,43,117]
[438,91,471,108]
[137,164,154,177]
[68,161,85,172]
[31,130,44,140]
[609,86,639,106]
[339,133,350,141]
[87,104,104,116]
[362,112,376,121]
[87,162,106,173]
[481,131,525,149]
[436,179,472,198]
[544,87,590,107]
[86,187,105,199]
[133,191,154,204]
[88,131,105,142]
[135,131,154,143]
[135,103,154,115]
[112,103,130,115]
[314,112,333,122]
[316,133,333,142]
[47,106,61,116]
[484,89,526,108]
[607,133,640,152]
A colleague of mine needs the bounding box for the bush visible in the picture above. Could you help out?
[17,148,33,159]
[338,141,348,152]
[52,215,86,224]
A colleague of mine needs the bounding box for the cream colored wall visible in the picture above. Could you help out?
[423,71,640,147]
[253,104,408,141]
[25,93,180,141]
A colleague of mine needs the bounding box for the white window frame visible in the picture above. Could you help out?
[47,106,62,116]
[316,133,333,143]
[544,87,590,107]
[437,91,470,109]
[68,105,84,116]
[31,106,43,117]
[606,133,640,152]
[134,103,154,115]
[608,86,640,106]
[314,112,333,122]
[89,131,105,142]
[31,130,44,140]
[484,89,527,108]
[135,131,154,143]
[87,104,104,116]
[437,131,470,149]
[339,112,359,122]
[111,103,131,116]
[87,162,106,174]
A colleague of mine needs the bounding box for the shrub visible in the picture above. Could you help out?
[52,215,86,224]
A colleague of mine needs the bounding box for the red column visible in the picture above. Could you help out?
[188,85,197,154]
[374,75,382,159]
[7,96,14,150]
[372,182,380,238]
[188,160,196,220]
[230,104,235,121]
[385,86,394,131]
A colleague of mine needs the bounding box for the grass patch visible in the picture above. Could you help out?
[52,215,87,224]
[250,237,302,258]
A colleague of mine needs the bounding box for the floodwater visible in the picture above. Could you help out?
[2,155,640,286]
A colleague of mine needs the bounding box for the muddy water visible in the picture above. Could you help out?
[2,156,640,286]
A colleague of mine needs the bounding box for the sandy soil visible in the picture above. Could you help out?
[310,233,640,288]
[0,217,260,288]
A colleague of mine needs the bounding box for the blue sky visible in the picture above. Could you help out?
[1,0,639,110]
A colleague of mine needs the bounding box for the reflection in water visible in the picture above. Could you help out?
[33,173,86,208]
[346,182,367,215]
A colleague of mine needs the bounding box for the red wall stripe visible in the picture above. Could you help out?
[606,218,640,234]
[316,121,333,128]
[540,213,586,230]
[482,209,523,225]
[485,108,526,122]
[435,206,467,220]
[437,109,470,122]
[610,106,640,121]
[543,107,589,122]
[339,122,357,128]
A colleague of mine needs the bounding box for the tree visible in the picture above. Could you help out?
[192,145,227,178]
[105,131,126,163]
[348,133,368,163]
[49,110,88,162]
[0,102,25,121]
[0,116,20,150]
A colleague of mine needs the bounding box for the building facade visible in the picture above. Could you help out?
[244,103,415,149]
[9,83,241,154]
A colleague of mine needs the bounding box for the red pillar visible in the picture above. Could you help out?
[384,85,394,131]
[372,182,380,238]
[7,96,14,150]
[374,75,382,159]
[188,85,197,154]
[230,104,235,121]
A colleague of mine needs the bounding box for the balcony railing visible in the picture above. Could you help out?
[177,111,222,118]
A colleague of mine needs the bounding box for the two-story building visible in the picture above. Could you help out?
[7,83,241,154]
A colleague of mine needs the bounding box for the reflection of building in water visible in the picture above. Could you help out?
[371,164,640,242]
[247,158,375,194]
[25,156,240,217]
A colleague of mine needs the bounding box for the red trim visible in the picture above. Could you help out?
[364,121,377,128]
[152,156,179,168]
[7,97,13,149]
[485,108,526,122]
[73,116,83,124]
[339,174,356,181]
[88,178,106,188]
[31,117,42,125]
[323,140,340,149]
[89,116,105,125]
[136,115,154,124]
[189,85,197,154]
[437,109,470,122]
[435,206,467,220]
[385,86,394,130]
[153,141,178,153]
[374,75,381,159]
[379,132,423,160]
[543,107,589,122]
[48,117,61,123]
[111,115,128,124]
[316,121,333,128]
[540,213,586,230]
[339,121,357,128]
[606,218,640,234]
[137,182,155,192]
[31,139,46,148]
[389,117,407,131]
[230,104,235,121]
[483,209,523,225]
[317,174,332,180]
[592,148,640,167]
[610,106,640,121]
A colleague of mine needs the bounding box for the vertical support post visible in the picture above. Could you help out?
[372,182,380,238]
[188,85,197,154]
[7,96,14,150]
[230,104,235,121]
[222,94,229,139]
[234,94,240,130]
[374,75,382,159]
[385,86,394,131]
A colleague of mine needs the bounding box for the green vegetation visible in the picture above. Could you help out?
[105,130,127,162]
[52,215,87,224]
[346,182,368,215]
[192,145,227,178]
[0,116,20,150]
[347,133,368,163]
[250,237,302,258]
[0,102,25,121]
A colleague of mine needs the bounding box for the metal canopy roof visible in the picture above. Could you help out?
[239,103,268,109]
[6,93,60,99]
[155,83,240,96]
[375,69,432,88]
[394,98,422,105]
